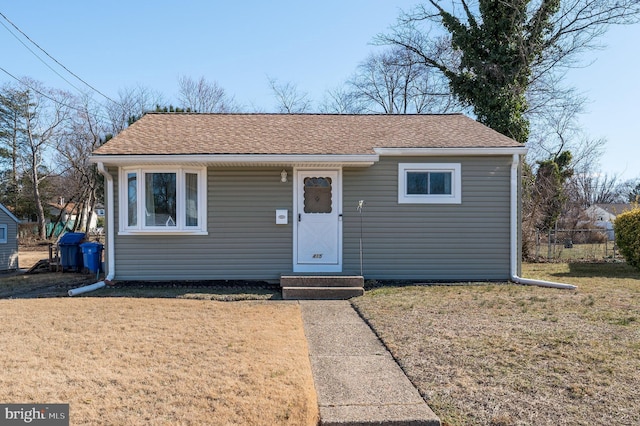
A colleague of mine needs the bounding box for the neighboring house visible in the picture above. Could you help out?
[585,203,634,240]
[0,203,20,272]
[48,199,101,232]
[89,113,528,282]
[48,200,77,222]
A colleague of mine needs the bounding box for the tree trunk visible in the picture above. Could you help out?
[30,163,47,239]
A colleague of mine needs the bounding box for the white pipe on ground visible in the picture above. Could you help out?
[68,281,106,296]
[509,154,577,290]
[68,162,116,297]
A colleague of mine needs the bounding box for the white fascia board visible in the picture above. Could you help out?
[374,147,528,156]
[89,154,379,166]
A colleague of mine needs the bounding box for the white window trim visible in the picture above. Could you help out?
[398,163,462,204]
[119,166,208,235]
[0,224,7,244]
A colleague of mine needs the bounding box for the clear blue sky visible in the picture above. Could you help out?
[1,1,638,180]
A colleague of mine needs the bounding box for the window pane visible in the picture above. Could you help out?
[406,172,428,194]
[185,173,198,227]
[429,172,452,195]
[303,177,332,213]
[127,173,137,226]
[0,226,5,241]
[145,173,177,226]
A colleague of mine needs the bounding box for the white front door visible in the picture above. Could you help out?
[294,169,342,272]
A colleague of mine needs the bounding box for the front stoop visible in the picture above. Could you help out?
[280,275,365,300]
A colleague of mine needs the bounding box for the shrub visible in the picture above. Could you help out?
[614,208,640,269]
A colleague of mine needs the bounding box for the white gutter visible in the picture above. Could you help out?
[375,147,529,156]
[69,161,115,296]
[509,154,577,290]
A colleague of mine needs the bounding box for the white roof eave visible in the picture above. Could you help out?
[90,146,528,167]
[89,154,379,167]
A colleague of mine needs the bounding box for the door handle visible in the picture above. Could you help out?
[298,214,301,222]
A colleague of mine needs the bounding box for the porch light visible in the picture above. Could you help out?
[280,169,288,183]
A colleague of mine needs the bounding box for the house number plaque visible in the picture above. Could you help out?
[312,253,323,259]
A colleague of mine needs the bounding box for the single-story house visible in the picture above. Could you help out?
[0,202,20,272]
[585,203,635,240]
[89,113,528,283]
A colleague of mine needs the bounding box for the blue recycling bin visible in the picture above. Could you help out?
[80,242,104,274]
[58,232,85,272]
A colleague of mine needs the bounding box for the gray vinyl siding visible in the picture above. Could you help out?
[113,167,293,280]
[111,156,513,281]
[342,156,512,280]
[0,209,19,271]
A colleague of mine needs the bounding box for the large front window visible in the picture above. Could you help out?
[120,167,206,234]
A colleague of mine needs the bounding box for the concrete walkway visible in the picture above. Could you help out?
[299,300,440,426]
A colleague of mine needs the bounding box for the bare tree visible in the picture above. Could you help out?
[56,95,106,234]
[526,84,600,169]
[177,75,236,113]
[17,79,73,238]
[319,86,367,114]
[569,172,626,207]
[623,179,640,203]
[105,84,164,136]
[348,47,459,114]
[268,77,312,113]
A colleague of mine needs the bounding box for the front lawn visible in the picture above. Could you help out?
[353,262,640,426]
[0,299,318,425]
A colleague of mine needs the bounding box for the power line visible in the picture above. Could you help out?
[0,66,112,122]
[0,11,118,105]
[0,19,87,96]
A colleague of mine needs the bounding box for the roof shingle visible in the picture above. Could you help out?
[92,113,522,156]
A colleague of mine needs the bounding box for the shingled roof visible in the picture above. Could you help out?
[93,113,522,157]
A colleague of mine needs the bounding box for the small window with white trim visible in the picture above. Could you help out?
[119,167,207,234]
[398,163,461,204]
[0,224,7,243]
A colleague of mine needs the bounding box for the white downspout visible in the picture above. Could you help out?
[509,154,576,290]
[69,162,115,296]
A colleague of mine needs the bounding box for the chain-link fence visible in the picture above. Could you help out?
[530,228,621,261]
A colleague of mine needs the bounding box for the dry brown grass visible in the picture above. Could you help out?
[0,299,318,425]
[18,249,50,269]
[353,262,640,426]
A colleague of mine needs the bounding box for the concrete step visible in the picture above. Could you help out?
[281,286,364,300]
[280,275,364,288]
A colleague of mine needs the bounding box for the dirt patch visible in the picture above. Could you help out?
[353,262,640,426]
[0,298,318,425]
[17,249,50,270]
